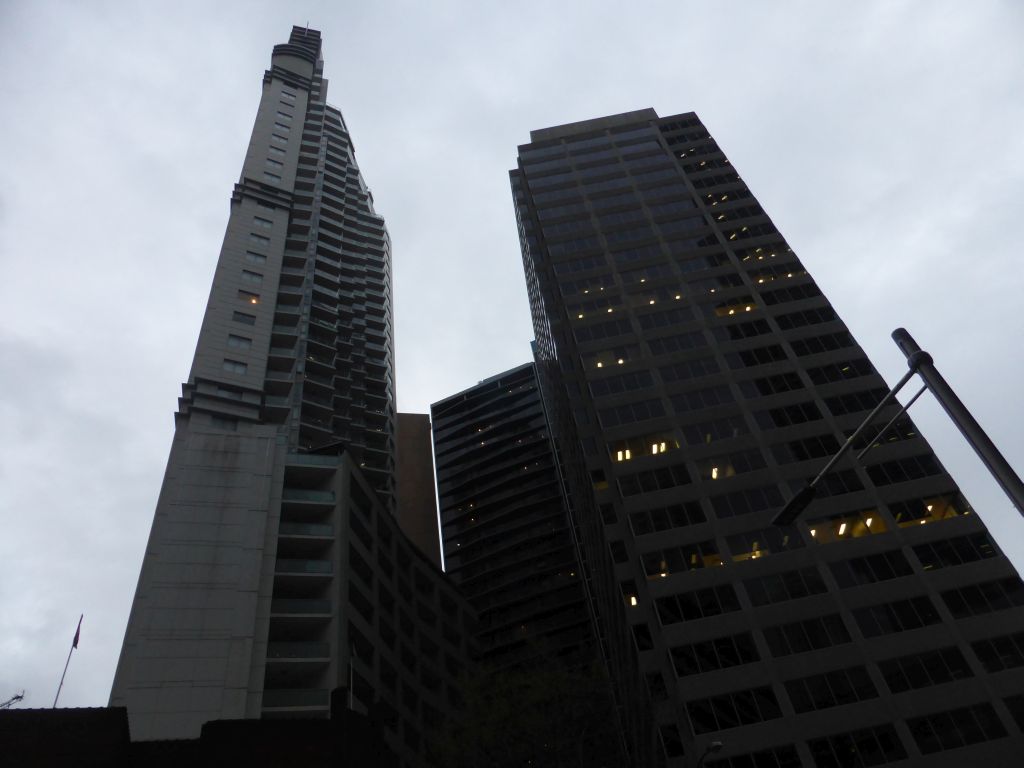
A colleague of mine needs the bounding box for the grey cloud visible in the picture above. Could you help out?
[1,0,1022,707]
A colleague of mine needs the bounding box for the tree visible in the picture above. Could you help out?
[429,654,622,768]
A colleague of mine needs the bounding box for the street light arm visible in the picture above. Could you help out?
[891,328,1024,517]
[772,364,920,526]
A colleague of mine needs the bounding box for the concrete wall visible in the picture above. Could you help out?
[109,423,284,740]
[394,413,442,569]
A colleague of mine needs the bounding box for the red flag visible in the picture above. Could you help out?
[72,615,82,649]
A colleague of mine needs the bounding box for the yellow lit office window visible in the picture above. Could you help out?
[806,509,886,544]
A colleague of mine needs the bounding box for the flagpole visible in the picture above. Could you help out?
[53,614,82,709]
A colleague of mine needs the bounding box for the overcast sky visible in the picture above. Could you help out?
[1,0,1022,710]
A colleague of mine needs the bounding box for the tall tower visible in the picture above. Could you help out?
[110,30,472,766]
[431,362,626,766]
[510,109,1024,766]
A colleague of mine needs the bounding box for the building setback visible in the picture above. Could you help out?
[510,108,1024,767]
[109,28,472,768]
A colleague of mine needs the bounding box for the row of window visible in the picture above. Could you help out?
[670,628,1015,708]
[654,576,1024,644]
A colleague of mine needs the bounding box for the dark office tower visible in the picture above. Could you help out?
[510,109,1024,767]
[109,29,473,767]
[431,363,626,765]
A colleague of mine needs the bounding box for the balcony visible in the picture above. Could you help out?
[266,641,330,661]
[279,521,334,538]
[265,370,295,382]
[299,414,334,436]
[281,488,335,504]
[271,598,331,616]
[275,558,332,575]
[261,688,329,711]
[285,453,339,468]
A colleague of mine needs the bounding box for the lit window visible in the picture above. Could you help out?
[806,509,886,544]
[889,493,971,527]
[238,290,260,305]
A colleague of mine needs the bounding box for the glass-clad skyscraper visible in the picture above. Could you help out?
[110,29,472,767]
[510,109,1024,767]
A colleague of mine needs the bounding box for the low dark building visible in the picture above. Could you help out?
[2,689,397,767]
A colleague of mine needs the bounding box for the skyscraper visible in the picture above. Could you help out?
[110,29,473,767]
[432,363,593,666]
[510,109,1024,766]
[430,362,626,766]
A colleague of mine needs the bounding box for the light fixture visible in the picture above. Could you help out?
[838,522,847,535]
[625,449,631,460]
[617,358,624,364]
[629,596,638,606]
[596,362,603,368]
[865,517,873,527]
[810,528,817,537]
[711,467,719,479]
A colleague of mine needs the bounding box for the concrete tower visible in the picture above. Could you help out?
[110,30,471,767]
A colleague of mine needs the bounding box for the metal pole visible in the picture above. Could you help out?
[855,384,928,461]
[772,365,921,526]
[892,328,1024,517]
[53,614,82,708]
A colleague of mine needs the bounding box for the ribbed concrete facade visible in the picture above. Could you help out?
[109,29,472,768]
[510,109,1024,767]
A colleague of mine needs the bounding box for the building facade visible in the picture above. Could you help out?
[110,29,472,768]
[431,362,626,765]
[510,109,1024,767]
[432,363,593,666]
